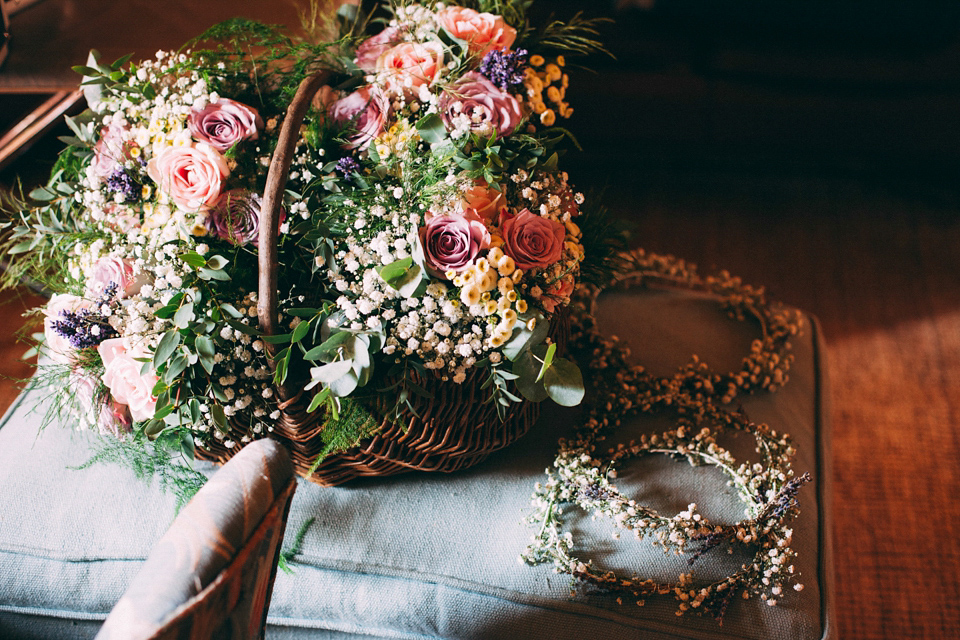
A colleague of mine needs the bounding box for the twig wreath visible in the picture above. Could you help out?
[522,249,811,621]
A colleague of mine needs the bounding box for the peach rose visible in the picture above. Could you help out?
[355,25,404,72]
[437,6,517,57]
[461,180,505,221]
[376,40,445,95]
[146,143,229,212]
[98,338,158,423]
[499,208,565,270]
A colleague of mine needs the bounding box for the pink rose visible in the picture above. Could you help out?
[98,338,158,423]
[437,6,517,57]
[146,143,229,212]
[71,371,132,437]
[499,208,565,270]
[439,71,522,139]
[355,26,404,72]
[91,124,136,179]
[42,294,88,365]
[541,277,575,314]
[188,98,262,152]
[88,256,150,298]
[419,213,491,278]
[461,180,505,221]
[375,40,445,95]
[329,86,390,151]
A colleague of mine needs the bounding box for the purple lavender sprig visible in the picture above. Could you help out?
[51,283,120,349]
[106,168,141,203]
[335,156,361,180]
[478,48,528,90]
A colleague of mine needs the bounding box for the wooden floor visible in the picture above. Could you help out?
[2,1,960,637]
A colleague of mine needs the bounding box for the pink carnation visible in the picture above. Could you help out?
[375,40,445,95]
[146,143,229,212]
[98,338,158,423]
[329,86,389,151]
[188,98,262,152]
[439,71,522,139]
[419,213,491,278]
[499,208,565,271]
[437,6,517,57]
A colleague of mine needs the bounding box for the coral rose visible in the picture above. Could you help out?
[437,6,517,57]
[440,71,522,139]
[98,338,158,423]
[375,40,445,95]
[188,98,262,152]
[499,208,565,270]
[329,86,389,150]
[146,143,229,212]
[419,213,491,278]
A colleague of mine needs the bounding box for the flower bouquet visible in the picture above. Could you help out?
[1,1,615,485]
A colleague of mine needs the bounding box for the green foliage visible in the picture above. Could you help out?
[305,397,382,477]
[520,12,613,59]
[73,429,208,512]
[573,192,631,287]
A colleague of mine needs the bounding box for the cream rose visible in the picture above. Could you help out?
[146,143,229,212]
[98,338,158,423]
[437,6,517,57]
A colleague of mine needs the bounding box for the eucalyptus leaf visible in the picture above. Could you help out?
[308,360,354,385]
[173,302,195,329]
[512,350,550,402]
[543,357,585,407]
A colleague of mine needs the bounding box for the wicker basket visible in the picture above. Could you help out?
[195,71,561,486]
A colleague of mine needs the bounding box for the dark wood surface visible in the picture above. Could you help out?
[2,1,960,638]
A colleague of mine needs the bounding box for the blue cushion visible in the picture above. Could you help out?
[0,289,834,639]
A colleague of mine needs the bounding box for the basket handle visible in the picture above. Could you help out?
[257,70,331,393]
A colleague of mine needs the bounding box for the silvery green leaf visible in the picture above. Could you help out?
[543,358,585,407]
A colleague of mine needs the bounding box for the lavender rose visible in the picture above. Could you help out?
[439,71,522,139]
[499,208,565,270]
[419,213,491,278]
[208,189,275,247]
[188,98,262,152]
[329,86,389,151]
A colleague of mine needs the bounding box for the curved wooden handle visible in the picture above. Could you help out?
[257,70,331,378]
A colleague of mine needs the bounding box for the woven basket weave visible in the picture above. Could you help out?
[195,71,560,486]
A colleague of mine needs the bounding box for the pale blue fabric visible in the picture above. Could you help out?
[0,290,833,639]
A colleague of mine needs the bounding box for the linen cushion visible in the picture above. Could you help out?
[0,288,834,639]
